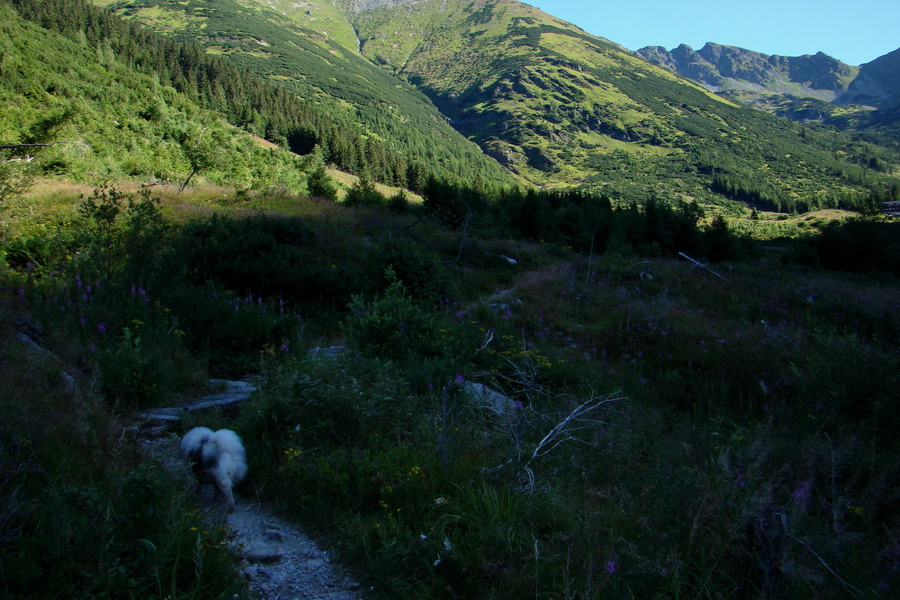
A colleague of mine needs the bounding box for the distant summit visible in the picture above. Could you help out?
[637,42,857,104]
[638,42,900,131]
[837,47,900,109]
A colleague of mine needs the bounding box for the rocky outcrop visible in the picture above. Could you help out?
[637,42,858,101]
[837,47,900,108]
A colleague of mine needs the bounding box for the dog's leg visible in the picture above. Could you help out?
[216,477,236,512]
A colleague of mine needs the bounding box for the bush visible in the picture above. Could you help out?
[344,276,441,361]
[343,177,385,208]
[306,165,338,201]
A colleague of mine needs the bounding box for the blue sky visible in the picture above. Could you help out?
[531,0,899,65]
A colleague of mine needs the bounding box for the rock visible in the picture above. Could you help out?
[264,527,287,542]
[463,381,516,415]
[308,346,346,360]
[242,540,284,563]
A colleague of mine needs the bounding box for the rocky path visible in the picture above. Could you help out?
[227,498,364,600]
[135,380,367,600]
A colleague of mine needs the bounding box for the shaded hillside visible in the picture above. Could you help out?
[838,47,900,109]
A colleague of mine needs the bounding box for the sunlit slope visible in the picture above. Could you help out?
[95,0,519,187]
[0,1,303,187]
[350,0,897,203]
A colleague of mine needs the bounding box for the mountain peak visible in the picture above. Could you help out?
[638,42,857,100]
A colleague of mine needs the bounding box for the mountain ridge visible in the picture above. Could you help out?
[56,0,900,211]
[636,41,900,137]
[637,42,858,103]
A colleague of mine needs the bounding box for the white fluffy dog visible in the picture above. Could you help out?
[180,427,248,512]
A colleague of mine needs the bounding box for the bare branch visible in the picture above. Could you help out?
[678,252,732,285]
[521,390,625,492]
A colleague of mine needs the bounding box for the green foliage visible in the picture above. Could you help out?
[791,218,900,276]
[18,0,515,189]
[343,176,385,208]
[344,276,440,361]
[306,165,338,201]
[0,468,241,600]
[169,212,371,309]
[0,153,34,208]
[0,0,309,187]
[373,235,456,300]
[3,175,899,598]
[0,323,242,599]
[178,125,226,192]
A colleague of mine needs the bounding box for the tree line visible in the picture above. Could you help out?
[4,0,491,189]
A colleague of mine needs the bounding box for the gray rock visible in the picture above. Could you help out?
[463,381,516,415]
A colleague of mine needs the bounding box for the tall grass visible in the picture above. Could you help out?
[2,179,897,598]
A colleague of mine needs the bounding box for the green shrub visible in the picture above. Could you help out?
[343,177,385,208]
[306,165,338,201]
[344,275,441,361]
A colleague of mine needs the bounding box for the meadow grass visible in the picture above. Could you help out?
[1,179,897,598]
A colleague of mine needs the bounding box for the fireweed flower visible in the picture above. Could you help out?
[793,480,812,507]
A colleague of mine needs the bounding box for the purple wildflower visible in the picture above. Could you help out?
[97,323,106,333]
[455,373,464,386]
[792,481,812,507]
[606,560,617,575]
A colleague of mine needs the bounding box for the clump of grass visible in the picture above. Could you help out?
[0,319,245,599]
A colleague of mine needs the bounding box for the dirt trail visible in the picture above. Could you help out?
[139,432,366,600]
[225,496,365,600]
[134,378,367,600]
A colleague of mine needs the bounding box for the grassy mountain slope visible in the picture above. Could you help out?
[92,0,519,188]
[0,1,305,188]
[348,0,899,209]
